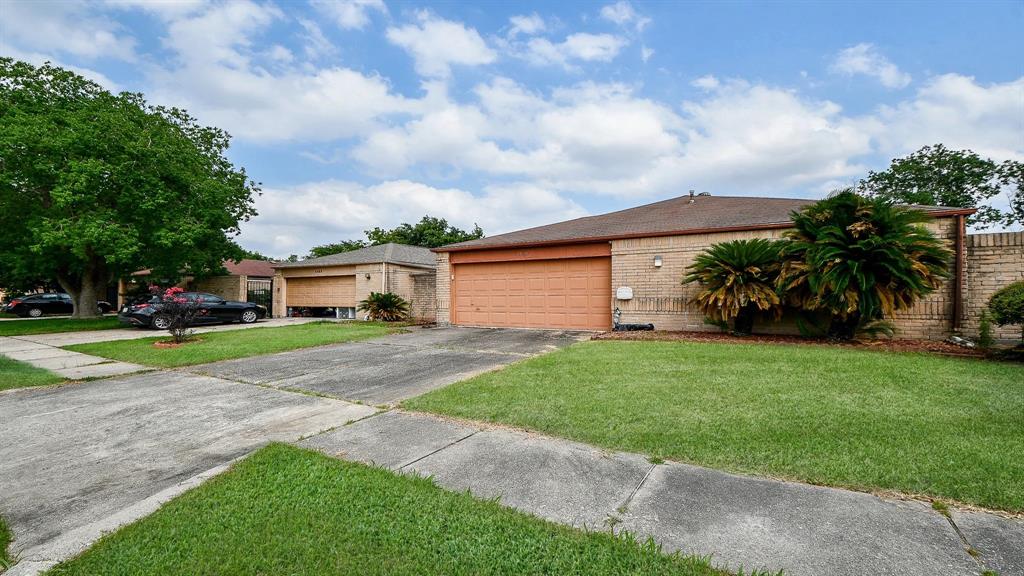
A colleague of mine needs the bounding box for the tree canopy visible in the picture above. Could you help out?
[860,144,1022,229]
[0,59,258,316]
[307,216,483,258]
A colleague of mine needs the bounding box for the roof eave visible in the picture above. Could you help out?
[433,207,976,253]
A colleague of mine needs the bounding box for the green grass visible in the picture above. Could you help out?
[406,340,1024,512]
[47,443,741,576]
[1,515,11,572]
[64,321,398,368]
[0,354,64,391]
[0,316,121,337]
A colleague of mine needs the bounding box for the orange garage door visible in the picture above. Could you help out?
[285,275,356,308]
[453,257,611,330]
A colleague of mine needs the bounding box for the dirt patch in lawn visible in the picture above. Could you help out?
[153,338,204,349]
[594,330,986,358]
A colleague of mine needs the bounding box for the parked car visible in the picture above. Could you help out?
[4,293,113,318]
[118,292,267,329]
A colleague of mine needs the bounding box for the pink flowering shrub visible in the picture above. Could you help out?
[149,285,205,343]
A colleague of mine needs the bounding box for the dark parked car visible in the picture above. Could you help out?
[118,292,267,329]
[4,293,113,318]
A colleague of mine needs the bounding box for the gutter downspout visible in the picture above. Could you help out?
[953,214,965,333]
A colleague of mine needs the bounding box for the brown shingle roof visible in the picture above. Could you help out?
[436,194,974,252]
[223,259,275,277]
[272,243,436,269]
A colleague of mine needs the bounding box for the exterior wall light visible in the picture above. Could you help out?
[365,273,371,280]
[653,255,663,268]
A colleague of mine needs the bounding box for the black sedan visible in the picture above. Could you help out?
[118,292,267,329]
[4,293,113,318]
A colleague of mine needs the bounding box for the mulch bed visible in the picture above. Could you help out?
[153,338,203,349]
[593,330,987,358]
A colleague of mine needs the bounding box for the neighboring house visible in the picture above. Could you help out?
[272,243,436,322]
[431,192,1017,340]
[126,259,275,306]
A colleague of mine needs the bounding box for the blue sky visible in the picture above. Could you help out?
[2,0,1022,257]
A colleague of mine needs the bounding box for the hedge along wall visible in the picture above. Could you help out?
[964,231,1024,341]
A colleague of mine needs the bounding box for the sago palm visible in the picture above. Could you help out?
[357,292,410,322]
[683,238,784,335]
[777,190,951,339]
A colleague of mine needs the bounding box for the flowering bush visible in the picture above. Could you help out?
[150,285,204,343]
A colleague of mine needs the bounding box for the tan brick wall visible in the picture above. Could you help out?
[611,217,962,340]
[411,272,437,322]
[436,252,451,325]
[193,275,245,301]
[964,231,1024,341]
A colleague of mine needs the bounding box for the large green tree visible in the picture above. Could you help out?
[0,59,258,317]
[307,216,483,258]
[860,144,1022,229]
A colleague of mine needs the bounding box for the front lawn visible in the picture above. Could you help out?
[406,340,1024,512]
[1,514,11,572]
[0,354,64,391]
[64,321,398,368]
[46,444,739,576]
[0,316,121,337]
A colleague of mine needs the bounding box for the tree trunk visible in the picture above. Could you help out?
[732,306,756,336]
[56,258,108,319]
[827,314,860,340]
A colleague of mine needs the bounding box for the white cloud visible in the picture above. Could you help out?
[238,179,586,256]
[641,45,654,63]
[311,0,386,30]
[691,75,720,90]
[508,13,545,37]
[386,12,496,78]
[297,18,337,60]
[524,33,628,68]
[869,74,1024,161]
[830,43,911,89]
[141,1,415,143]
[1,0,136,61]
[599,1,651,31]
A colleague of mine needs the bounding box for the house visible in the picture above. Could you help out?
[432,192,998,340]
[271,243,436,321]
[125,259,275,308]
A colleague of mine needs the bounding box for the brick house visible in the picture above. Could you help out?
[125,259,275,305]
[431,193,1022,340]
[271,243,436,322]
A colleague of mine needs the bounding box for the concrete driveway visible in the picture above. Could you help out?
[0,327,585,573]
[186,326,588,405]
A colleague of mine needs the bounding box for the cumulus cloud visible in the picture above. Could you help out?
[138,1,416,142]
[523,33,628,68]
[830,43,911,89]
[2,0,136,60]
[869,74,1024,160]
[386,12,496,78]
[311,0,386,30]
[508,13,545,37]
[599,1,651,31]
[238,179,587,256]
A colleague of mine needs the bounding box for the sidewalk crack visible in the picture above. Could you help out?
[397,428,481,471]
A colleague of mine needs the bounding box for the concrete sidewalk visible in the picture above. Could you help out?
[0,318,329,380]
[300,410,1023,576]
[0,336,145,380]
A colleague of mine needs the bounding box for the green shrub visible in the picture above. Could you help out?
[778,190,951,339]
[977,310,994,349]
[358,292,410,322]
[683,238,784,335]
[988,281,1024,342]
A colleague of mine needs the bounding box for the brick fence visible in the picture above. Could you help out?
[964,231,1024,341]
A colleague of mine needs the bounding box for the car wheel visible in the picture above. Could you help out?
[151,315,172,330]
[28,307,43,318]
[240,310,259,324]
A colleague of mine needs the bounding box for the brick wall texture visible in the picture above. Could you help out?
[964,232,1024,341]
[411,271,437,322]
[193,275,245,301]
[436,252,451,325]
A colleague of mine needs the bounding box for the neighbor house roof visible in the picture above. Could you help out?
[223,259,275,277]
[273,243,436,269]
[435,194,975,252]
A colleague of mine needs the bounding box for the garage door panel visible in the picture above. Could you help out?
[286,276,356,308]
[453,256,611,330]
